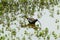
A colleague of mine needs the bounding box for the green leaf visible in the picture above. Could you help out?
[0,36,5,40]
[11,29,16,36]
[0,3,3,8]
[19,0,27,4]
[22,36,25,40]
[47,35,50,40]
[0,11,3,15]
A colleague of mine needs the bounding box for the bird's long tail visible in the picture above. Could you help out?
[37,20,41,26]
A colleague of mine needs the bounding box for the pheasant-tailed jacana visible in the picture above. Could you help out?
[22,15,41,24]
[27,18,41,30]
[22,15,41,30]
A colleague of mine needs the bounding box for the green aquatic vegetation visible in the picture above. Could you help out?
[55,19,59,23]
[11,29,16,36]
[39,30,45,37]
[22,36,25,40]
[45,28,48,36]
[49,13,54,17]
[35,27,49,40]
[52,31,58,39]
[39,28,48,37]
[57,25,59,30]
[36,27,48,38]
[0,36,5,40]
[57,10,60,15]
[28,36,32,40]
[24,30,29,35]
[1,28,4,33]
[47,35,50,40]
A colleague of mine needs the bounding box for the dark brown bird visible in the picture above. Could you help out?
[22,15,41,30]
[22,15,38,24]
[27,18,41,30]
[22,15,41,25]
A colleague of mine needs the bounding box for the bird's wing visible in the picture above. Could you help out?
[28,18,35,22]
[30,18,35,21]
